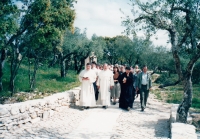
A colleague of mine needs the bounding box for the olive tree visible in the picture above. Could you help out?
[123,0,200,123]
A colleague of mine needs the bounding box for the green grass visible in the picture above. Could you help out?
[0,62,80,101]
[152,73,200,109]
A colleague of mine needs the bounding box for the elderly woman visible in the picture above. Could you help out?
[111,66,121,105]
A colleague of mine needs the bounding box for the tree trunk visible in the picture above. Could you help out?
[77,58,85,74]
[65,58,70,75]
[60,53,66,77]
[177,76,193,123]
[168,71,171,77]
[30,58,39,90]
[74,56,78,71]
[0,63,3,91]
[9,47,17,96]
[9,75,15,96]
[0,49,7,91]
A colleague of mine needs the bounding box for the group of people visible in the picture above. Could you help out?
[78,62,152,112]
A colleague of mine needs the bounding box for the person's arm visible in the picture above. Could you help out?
[89,72,96,83]
[118,73,123,84]
[110,72,114,89]
[96,75,100,89]
[136,73,140,91]
[126,73,134,84]
[149,73,152,90]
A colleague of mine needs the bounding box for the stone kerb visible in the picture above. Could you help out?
[0,87,81,135]
[170,104,197,139]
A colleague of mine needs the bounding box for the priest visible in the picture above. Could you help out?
[96,63,114,109]
[118,66,134,111]
[79,63,96,110]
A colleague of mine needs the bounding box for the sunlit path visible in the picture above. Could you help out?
[3,94,171,139]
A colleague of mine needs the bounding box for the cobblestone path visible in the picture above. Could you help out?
[2,94,171,139]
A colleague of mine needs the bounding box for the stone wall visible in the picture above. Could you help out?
[170,104,197,139]
[0,87,81,135]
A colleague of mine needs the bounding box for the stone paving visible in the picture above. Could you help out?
[1,94,171,139]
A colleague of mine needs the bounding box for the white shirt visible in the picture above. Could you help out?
[92,67,99,77]
[142,73,148,85]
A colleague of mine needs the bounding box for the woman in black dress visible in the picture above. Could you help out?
[119,66,134,111]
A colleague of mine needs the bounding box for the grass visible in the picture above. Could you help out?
[152,74,200,109]
[0,62,80,102]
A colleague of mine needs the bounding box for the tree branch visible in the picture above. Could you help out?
[171,7,190,13]
[185,51,200,75]
[134,15,170,30]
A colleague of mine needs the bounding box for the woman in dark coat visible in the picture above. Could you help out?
[119,66,134,111]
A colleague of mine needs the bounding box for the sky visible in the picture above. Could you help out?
[73,0,170,48]
[14,0,170,48]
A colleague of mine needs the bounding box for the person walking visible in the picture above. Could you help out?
[96,63,114,109]
[132,69,141,104]
[136,65,152,112]
[119,66,134,111]
[79,63,97,110]
[111,66,121,105]
[91,61,100,101]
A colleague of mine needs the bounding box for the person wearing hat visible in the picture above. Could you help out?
[118,66,134,111]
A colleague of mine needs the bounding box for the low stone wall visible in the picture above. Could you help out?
[0,87,81,135]
[170,104,197,139]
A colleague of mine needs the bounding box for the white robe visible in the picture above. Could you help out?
[79,69,96,106]
[96,70,114,106]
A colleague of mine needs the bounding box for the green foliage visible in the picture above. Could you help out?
[152,84,200,109]
[0,0,19,48]
[192,61,200,84]
[0,63,80,97]
[155,73,178,85]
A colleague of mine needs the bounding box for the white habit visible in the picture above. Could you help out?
[79,69,96,106]
[96,70,114,106]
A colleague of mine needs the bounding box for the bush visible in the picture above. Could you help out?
[154,73,178,85]
[192,61,200,84]
[192,98,200,108]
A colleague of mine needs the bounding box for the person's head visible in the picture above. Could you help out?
[135,65,139,69]
[135,69,141,74]
[91,61,97,69]
[96,64,100,69]
[125,66,131,74]
[86,63,91,70]
[103,63,108,70]
[113,66,119,73]
[142,65,148,73]
[121,65,125,72]
[130,67,134,73]
[107,64,111,70]
[110,65,114,71]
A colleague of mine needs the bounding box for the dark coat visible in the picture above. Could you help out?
[118,72,134,109]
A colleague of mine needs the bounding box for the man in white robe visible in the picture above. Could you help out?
[79,63,96,110]
[97,63,114,109]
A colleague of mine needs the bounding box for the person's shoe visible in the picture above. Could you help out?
[85,107,89,109]
[113,102,116,105]
[103,106,108,109]
[127,107,130,111]
[141,108,144,112]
